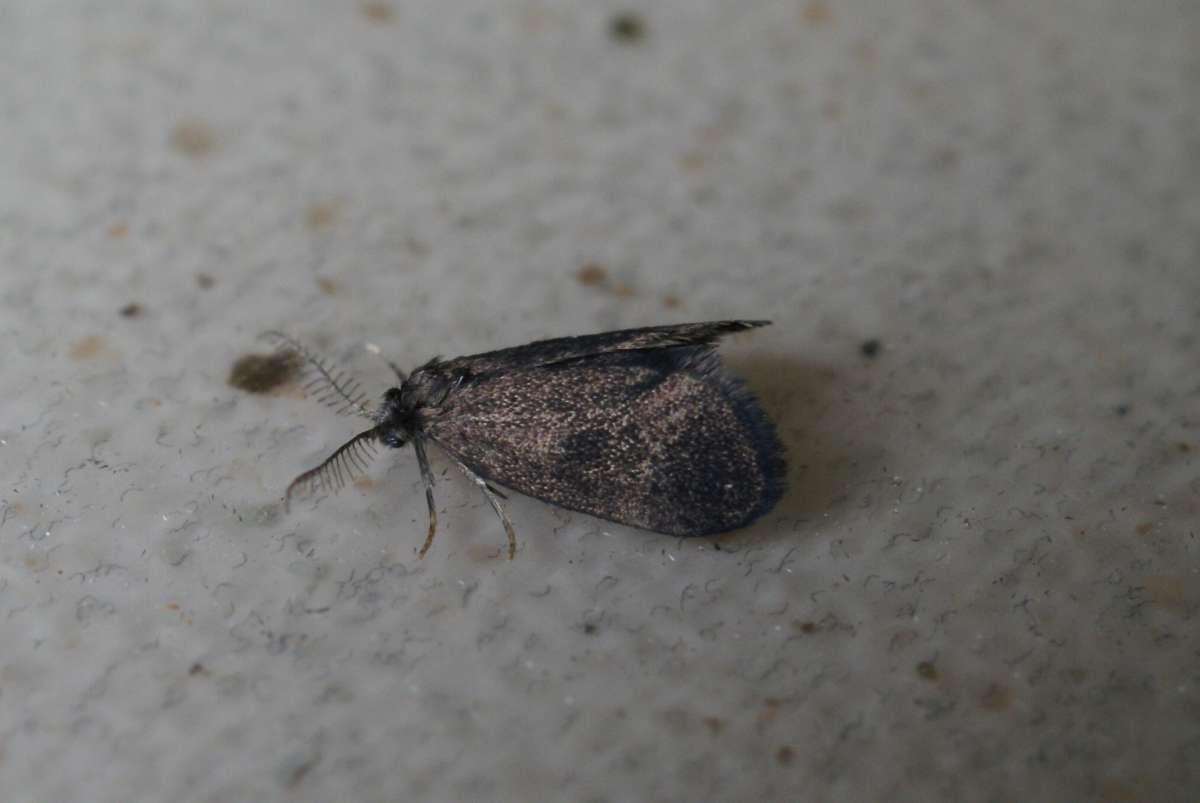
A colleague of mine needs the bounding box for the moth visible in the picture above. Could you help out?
[264,321,786,559]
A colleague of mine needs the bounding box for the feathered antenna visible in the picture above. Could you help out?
[261,331,374,419]
[285,427,380,508]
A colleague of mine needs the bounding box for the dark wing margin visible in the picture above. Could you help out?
[435,320,770,378]
[421,345,786,536]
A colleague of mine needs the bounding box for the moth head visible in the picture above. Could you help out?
[374,387,414,449]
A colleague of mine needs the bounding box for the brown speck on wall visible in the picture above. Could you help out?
[609,12,646,43]
[228,352,302,394]
[305,202,339,230]
[916,660,939,681]
[576,263,608,286]
[169,119,217,158]
[69,335,109,361]
[978,683,1013,712]
[361,2,393,23]
[802,0,832,26]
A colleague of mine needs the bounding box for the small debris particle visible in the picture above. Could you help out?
[609,12,645,43]
[931,145,960,172]
[316,276,339,295]
[165,602,180,611]
[582,622,598,635]
[1114,403,1130,417]
[68,335,108,361]
[760,698,784,723]
[189,662,209,676]
[576,263,608,286]
[702,716,724,734]
[119,302,143,318]
[916,660,939,681]
[802,0,832,25]
[107,222,129,238]
[196,273,216,289]
[1177,442,1191,453]
[1135,521,1153,536]
[978,683,1012,712]
[305,203,339,230]
[860,338,882,358]
[795,620,818,634]
[169,119,217,158]
[361,2,393,23]
[662,294,681,309]
[228,352,301,394]
[776,745,795,766]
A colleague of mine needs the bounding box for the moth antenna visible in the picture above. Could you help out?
[285,427,380,508]
[261,331,375,420]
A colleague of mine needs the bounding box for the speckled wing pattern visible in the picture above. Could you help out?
[419,322,786,536]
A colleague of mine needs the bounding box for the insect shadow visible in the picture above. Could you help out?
[709,355,889,549]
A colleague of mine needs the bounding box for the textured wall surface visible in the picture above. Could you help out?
[2,1,1198,801]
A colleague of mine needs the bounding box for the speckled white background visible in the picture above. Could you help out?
[2,1,1198,801]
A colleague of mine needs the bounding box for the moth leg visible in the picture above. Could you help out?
[412,439,438,559]
[388,361,407,383]
[452,460,517,560]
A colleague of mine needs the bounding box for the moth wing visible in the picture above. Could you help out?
[435,320,770,377]
[420,346,786,536]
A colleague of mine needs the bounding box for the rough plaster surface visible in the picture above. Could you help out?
[2,1,1198,801]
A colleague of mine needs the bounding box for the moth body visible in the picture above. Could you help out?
[264,321,786,559]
